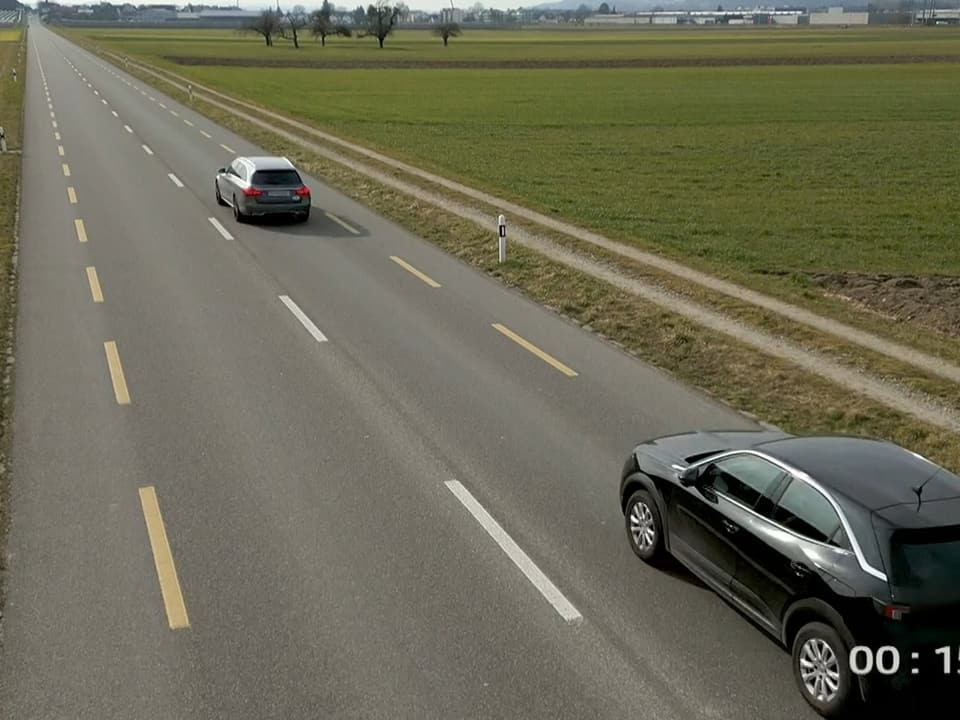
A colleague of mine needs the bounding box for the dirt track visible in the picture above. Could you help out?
[163,54,960,70]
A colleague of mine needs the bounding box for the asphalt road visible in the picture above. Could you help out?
[0,20,829,720]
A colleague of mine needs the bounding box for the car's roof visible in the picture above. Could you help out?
[239,156,296,171]
[754,436,960,511]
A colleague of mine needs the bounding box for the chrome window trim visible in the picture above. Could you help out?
[684,449,888,582]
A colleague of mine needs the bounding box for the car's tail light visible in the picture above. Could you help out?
[295,186,310,197]
[242,187,262,197]
[882,603,911,620]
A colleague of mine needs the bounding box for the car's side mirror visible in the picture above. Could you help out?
[679,465,703,487]
[217,167,226,174]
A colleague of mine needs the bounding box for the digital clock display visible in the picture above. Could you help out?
[850,646,960,675]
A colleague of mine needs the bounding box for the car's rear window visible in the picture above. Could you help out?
[889,525,960,590]
[252,170,301,186]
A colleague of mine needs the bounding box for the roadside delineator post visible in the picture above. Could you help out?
[10,68,15,83]
[0,127,6,154]
[498,214,507,264]
[188,84,193,101]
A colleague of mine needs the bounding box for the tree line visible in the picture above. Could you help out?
[248,0,462,49]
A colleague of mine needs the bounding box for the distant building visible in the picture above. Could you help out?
[440,7,463,24]
[809,6,869,25]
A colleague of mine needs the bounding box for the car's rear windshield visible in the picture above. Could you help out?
[889,525,960,591]
[252,170,301,186]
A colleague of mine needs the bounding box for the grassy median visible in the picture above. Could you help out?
[0,23,25,613]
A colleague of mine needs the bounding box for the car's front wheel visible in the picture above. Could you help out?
[624,489,666,565]
[792,621,857,718]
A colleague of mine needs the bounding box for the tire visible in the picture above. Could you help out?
[792,621,857,718]
[624,489,667,565]
[215,181,226,206]
[298,208,310,223]
[232,195,245,223]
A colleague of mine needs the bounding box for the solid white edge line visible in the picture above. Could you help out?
[278,295,328,344]
[167,173,184,188]
[207,217,234,241]
[444,480,582,623]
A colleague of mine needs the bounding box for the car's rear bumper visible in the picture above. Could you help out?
[241,200,310,216]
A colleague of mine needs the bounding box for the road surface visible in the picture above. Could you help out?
[1,19,831,720]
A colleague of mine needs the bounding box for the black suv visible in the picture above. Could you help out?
[619,430,960,718]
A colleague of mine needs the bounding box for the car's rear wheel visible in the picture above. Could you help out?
[792,622,857,718]
[232,195,245,223]
[215,181,226,206]
[297,208,310,223]
[625,489,666,564]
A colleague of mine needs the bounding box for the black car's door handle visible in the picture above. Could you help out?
[790,561,811,578]
[721,520,739,534]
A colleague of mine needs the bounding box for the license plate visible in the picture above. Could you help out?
[269,191,289,197]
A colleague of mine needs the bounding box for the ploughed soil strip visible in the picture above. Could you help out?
[163,54,960,70]
[813,273,960,340]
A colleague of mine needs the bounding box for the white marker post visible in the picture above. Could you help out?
[498,214,507,264]
[188,84,193,101]
[0,126,6,154]
[10,68,16,83]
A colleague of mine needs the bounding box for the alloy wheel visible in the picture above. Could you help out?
[798,637,841,703]
[629,501,656,551]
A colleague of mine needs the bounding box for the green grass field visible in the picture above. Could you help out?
[73,26,960,278]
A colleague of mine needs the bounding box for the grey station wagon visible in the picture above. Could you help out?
[215,156,311,223]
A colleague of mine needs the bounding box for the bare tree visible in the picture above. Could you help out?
[311,0,352,45]
[281,5,310,49]
[364,1,401,48]
[247,9,282,46]
[432,21,461,46]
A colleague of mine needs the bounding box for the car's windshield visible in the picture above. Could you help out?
[252,169,301,186]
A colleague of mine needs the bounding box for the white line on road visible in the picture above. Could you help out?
[324,212,360,235]
[207,217,234,241]
[54,131,61,140]
[124,124,133,133]
[101,99,108,105]
[444,480,582,623]
[149,95,155,101]
[94,89,99,96]
[52,121,57,129]
[158,102,167,109]
[111,110,119,117]
[183,119,194,127]
[200,130,212,139]
[167,173,184,188]
[142,144,154,156]
[170,110,179,117]
[279,296,329,344]
[219,143,235,153]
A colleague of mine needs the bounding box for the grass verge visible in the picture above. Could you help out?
[0,24,25,619]
[95,50,960,472]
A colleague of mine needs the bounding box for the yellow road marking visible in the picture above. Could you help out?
[86,266,103,303]
[138,486,190,630]
[491,323,578,377]
[389,256,441,288]
[103,341,130,404]
[67,186,77,204]
[324,211,360,235]
[62,163,70,177]
[57,144,64,156]
[74,218,87,243]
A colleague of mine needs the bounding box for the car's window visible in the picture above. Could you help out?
[772,479,843,544]
[228,161,242,178]
[707,455,784,510]
[252,170,301,186]
[831,525,852,552]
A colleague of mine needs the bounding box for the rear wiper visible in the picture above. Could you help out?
[912,469,941,511]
